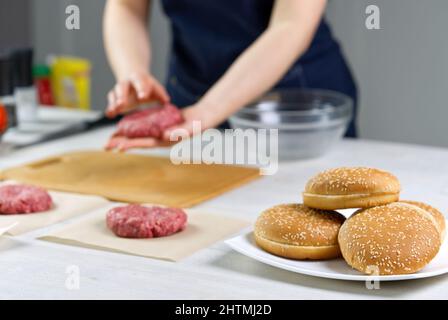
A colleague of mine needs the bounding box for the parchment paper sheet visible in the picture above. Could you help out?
[0,181,110,235]
[39,204,250,261]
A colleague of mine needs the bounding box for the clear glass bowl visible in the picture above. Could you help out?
[229,89,353,161]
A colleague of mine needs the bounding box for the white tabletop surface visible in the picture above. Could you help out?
[1,126,448,300]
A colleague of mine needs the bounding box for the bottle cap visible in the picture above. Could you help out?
[33,64,51,78]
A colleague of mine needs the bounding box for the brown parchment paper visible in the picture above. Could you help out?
[39,204,250,261]
[0,181,110,236]
[0,151,261,208]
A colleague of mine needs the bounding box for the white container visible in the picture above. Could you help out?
[15,86,38,123]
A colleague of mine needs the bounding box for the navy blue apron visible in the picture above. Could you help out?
[161,0,358,137]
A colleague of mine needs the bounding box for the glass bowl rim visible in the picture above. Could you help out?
[233,88,354,118]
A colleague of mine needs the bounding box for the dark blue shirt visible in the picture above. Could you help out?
[161,0,357,136]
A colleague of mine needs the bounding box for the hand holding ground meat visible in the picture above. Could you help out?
[105,103,218,151]
[114,103,183,139]
[105,103,185,151]
[105,72,170,118]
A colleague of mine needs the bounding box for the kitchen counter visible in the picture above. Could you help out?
[1,126,448,299]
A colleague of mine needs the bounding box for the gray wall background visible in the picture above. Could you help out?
[2,0,448,148]
[326,0,448,147]
[0,0,32,49]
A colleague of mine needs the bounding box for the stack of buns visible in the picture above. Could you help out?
[254,167,445,275]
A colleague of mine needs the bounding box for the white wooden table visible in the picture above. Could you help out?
[1,126,448,299]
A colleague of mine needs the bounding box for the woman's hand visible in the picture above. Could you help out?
[105,102,225,152]
[106,72,170,118]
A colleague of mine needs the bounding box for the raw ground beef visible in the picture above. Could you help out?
[0,184,53,215]
[116,103,184,139]
[106,204,188,238]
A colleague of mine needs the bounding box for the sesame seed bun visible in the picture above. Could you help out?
[400,200,446,239]
[338,202,441,275]
[254,204,346,260]
[303,167,401,210]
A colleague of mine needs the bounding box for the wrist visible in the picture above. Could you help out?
[193,100,231,129]
[198,96,243,121]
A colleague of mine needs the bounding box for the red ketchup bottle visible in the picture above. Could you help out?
[33,64,54,106]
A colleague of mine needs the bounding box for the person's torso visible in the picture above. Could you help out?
[161,0,340,94]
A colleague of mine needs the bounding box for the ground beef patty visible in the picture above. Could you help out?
[0,184,53,214]
[106,204,188,238]
[116,103,184,139]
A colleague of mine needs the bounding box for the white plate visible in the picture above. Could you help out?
[226,230,448,281]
